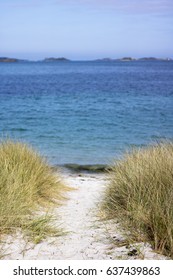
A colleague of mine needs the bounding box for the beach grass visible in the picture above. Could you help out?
[103,142,173,257]
[0,140,67,243]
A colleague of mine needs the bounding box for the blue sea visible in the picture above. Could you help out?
[0,61,173,165]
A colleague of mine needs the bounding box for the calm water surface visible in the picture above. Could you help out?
[0,61,173,165]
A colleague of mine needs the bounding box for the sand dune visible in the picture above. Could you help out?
[1,173,167,260]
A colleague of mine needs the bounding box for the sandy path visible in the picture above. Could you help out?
[1,173,167,260]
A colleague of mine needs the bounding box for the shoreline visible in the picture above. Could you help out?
[53,163,110,174]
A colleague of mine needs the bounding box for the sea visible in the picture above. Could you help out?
[0,61,173,166]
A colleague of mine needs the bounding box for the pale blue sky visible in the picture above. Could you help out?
[0,0,172,60]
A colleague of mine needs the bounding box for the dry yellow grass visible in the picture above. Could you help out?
[0,140,67,242]
[103,142,173,258]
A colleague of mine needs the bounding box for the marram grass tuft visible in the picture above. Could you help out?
[103,142,173,258]
[0,140,67,241]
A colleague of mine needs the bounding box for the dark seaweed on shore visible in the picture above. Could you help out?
[53,164,110,173]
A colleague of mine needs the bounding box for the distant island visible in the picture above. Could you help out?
[43,57,70,62]
[95,57,172,62]
[0,57,28,63]
[0,57,20,63]
[0,56,70,63]
[0,56,172,63]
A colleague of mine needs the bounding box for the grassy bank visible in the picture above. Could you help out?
[0,140,67,243]
[103,142,173,258]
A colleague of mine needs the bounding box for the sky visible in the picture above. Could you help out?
[0,0,173,60]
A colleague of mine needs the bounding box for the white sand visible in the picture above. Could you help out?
[1,172,167,260]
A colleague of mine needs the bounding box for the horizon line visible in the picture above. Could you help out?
[0,56,173,62]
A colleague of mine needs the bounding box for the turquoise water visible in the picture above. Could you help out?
[0,61,173,165]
